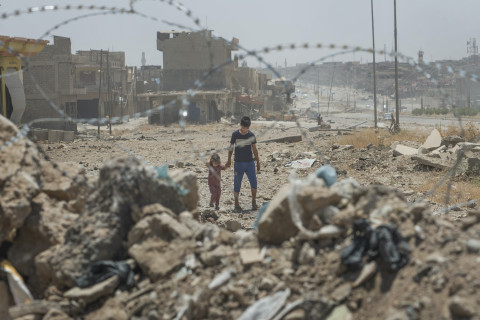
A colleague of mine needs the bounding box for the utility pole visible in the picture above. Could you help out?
[106,51,112,135]
[97,49,103,138]
[120,65,123,120]
[326,64,336,115]
[371,0,378,128]
[317,68,320,114]
[394,0,400,130]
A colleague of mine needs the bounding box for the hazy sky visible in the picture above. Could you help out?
[1,0,480,68]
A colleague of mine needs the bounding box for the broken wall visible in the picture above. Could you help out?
[22,36,77,130]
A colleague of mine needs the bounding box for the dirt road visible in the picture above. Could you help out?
[43,115,465,230]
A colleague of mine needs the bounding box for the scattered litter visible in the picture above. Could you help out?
[340,219,411,272]
[285,158,316,169]
[76,260,134,289]
[0,260,33,305]
[237,289,290,320]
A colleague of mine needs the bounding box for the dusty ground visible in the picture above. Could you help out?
[42,115,465,229]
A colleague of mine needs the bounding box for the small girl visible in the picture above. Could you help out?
[207,154,226,210]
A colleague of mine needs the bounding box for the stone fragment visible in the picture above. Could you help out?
[421,129,442,150]
[200,245,230,267]
[393,144,418,156]
[239,248,262,265]
[441,135,464,147]
[325,304,352,320]
[297,242,315,265]
[128,213,192,246]
[466,238,480,253]
[129,239,192,282]
[411,155,453,170]
[169,169,199,211]
[261,135,302,143]
[466,157,480,176]
[284,309,306,320]
[64,275,119,305]
[84,297,128,320]
[225,219,242,232]
[258,186,298,245]
[448,295,477,317]
[42,308,73,320]
[132,203,175,223]
[331,283,352,303]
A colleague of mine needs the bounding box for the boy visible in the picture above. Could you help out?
[225,116,261,212]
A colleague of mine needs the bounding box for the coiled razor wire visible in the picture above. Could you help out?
[0,1,479,214]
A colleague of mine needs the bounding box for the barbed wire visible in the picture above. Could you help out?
[0,1,479,214]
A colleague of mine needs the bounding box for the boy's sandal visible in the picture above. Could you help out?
[233,206,243,213]
[252,203,259,210]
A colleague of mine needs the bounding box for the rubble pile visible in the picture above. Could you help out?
[1,116,480,320]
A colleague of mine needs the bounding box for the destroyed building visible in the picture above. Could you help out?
[73,50,136,121]
[0,35,48,126]
[141,30,281,125]
[22,36,77,131]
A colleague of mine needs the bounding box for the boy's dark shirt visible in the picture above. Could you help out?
[230,130,256,162]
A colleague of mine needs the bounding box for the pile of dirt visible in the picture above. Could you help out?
[1,115,480,320]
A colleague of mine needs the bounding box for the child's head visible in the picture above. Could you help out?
[240,116,251,134]
[210,153,221,166]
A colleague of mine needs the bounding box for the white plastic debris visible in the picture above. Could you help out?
[0,260,33,305]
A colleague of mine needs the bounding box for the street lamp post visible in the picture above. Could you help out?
[371,0,378,128]
[394,0,400,130]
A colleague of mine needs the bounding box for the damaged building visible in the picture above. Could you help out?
[0,35,48,126]
[21,36,77,131]
[73,50,136,121]
[141,30,288,125]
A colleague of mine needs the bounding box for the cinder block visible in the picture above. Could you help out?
[31,128,48,141]
[63,131,74,142]
[48,129,64,143]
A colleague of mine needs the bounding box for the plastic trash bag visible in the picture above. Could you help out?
[340,219,411,271]
[76,260,135,289]
[0,259,33,305]
[316,165,337,187]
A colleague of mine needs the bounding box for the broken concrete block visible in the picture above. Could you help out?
[48,130,64,143]
[393,144,418,156]
[239,248,262,265]
[128,213,193,246]
[441,135,464,147]
[261,135,302,143]
[257,186,299,245]
[200,245,231,267]
[64,275,119,305]
[224,219,242,232]
[339,145,354,151]
[63,131,74,142]
[30,128,48,142]
[129,239,193,282]
[467,158,480,176]
[169,169,199,212]
[411,155,453,170]
[421,129,442,151]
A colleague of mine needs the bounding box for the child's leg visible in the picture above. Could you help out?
[234,162,247,207]
[209,184,216,206]
[245,160,258,206]
[215,187,221,207]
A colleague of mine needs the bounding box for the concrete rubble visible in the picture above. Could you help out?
[408,129,480,174]
[1,116,480,320]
